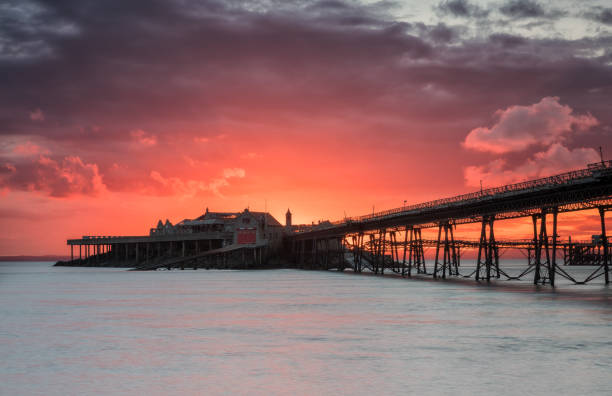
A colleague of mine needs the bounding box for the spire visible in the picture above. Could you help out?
[285,208,292,227]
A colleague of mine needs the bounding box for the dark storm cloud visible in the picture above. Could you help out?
[425,23,457,44]
[0,0,611,196]
[435,0,489,18]
[499,0,544,18]
[488,33,527,48]
[499,0,565,19]
[584,7,612,25]
[309,0,351,10]
[0,0,432,138]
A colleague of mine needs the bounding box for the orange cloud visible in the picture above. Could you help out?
[130,129,157,146]
[149,167,246,197]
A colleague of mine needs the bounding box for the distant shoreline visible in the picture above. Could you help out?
[0,255,69,262]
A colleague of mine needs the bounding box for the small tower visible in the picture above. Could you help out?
[285,208,292,227]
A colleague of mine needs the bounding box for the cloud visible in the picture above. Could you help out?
[463,97,598,154]
[130,129,157,146]
[0,155,107,197]
[149,171,207,197]
[241,152,260,159]
[29,108,44,121]
[13,141,48,156]
[488,33,526,48]
[0,0,610,206]
[464,143,600,187]
[424,23,457,44]
[462,97,602,189]
[499,0,565,19]
[222,168,245,178]
[435,0,489,18]
[584,7,612,25]
[149,167,245,197]
[499,0,544,18]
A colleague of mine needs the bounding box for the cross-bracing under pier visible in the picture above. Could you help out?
[289,161,612,286]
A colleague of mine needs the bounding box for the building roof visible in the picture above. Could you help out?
[194,209,282,227]
[248,211,283,227]
[180,218,225,226]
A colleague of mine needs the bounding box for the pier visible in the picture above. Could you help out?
[287,161,612,286]
[60,161,612,286]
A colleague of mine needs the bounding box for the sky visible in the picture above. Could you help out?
[0,0,611,255]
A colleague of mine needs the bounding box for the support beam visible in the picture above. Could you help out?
[533,214,541,285]
[433,223,442,279]
[402,227,409,277]
[476,217,487,281]
[551,207,558,286]
[487,216,495,281]
[600,207,610,284]
[380,229,386,275]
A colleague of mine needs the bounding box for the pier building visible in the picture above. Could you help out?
[61,208,288,270]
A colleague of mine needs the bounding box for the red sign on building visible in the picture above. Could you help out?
[237,228,256,244]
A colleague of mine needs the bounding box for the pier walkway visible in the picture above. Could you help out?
[287,161,612,286]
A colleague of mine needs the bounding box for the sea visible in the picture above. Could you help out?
[1,261,611,395]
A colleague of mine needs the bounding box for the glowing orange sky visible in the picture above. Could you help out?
[0,0,611,255]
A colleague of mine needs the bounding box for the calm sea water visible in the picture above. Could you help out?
[1,261,611,395]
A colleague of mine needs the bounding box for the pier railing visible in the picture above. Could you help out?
[324,161,612,227]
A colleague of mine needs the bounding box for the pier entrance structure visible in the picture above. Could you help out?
[288,161,612,286]
[64,209,285,270]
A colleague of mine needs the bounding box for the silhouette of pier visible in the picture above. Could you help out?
[60,161,612,286]
[288,161,612,286]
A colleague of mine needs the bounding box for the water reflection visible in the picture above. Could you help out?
[0,262,610,395]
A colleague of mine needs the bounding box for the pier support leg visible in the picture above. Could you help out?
[402,227,409,277]
[419,229,426,274]
[476,217,487,281]
[434,223,442,278]
[450,224,458,276]
[551,207,558,286]
[380,230,386,275]
[442,223,450,279]
[542,210,551,284]
[533,215,541,285]
[487,216,495,281]
[369,234,376,274]
[600,207,610,284]
[313,239,318,269]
